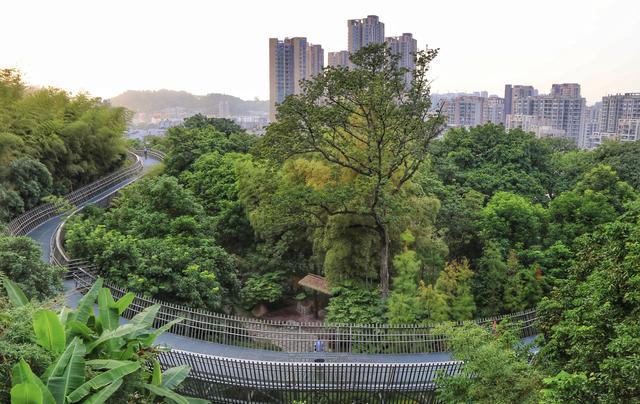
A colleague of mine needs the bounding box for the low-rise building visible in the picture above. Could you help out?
[505,114,566,138]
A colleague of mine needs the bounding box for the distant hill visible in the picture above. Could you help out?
[109,90,268,116]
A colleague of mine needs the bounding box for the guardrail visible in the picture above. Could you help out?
[159,349,463,402]
[71,264,536,353]
[6,151,143,236]
[134,148,167,161]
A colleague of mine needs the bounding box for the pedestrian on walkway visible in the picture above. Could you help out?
[314,338,324,352]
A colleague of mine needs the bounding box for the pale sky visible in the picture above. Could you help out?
[2,0,639,104]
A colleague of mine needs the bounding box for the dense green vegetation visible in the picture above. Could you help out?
[0,69,129,223]
[65,177,240,311]
[3,44,640,402]
[64,46,640,327]
[0,236,62,300]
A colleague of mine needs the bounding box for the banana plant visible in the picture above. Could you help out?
[2,276,29,307]
[7,278,209,404]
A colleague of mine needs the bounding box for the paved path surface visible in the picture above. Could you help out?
[26,155,536,364]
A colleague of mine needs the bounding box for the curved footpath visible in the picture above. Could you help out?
[18,153,537,402]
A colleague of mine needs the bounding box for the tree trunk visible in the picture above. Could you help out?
[379,225,390,298]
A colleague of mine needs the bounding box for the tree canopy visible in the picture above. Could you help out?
[258,44,444,296]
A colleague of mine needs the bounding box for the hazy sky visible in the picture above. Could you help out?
[2,0,638,104]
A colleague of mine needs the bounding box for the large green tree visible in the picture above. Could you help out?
[162,116,255,176]
[436,322,542,403]
[181,151,255,253]
[429,124,553,202]
[259,44,444,296]
[478,191,547,253]
[593,139,640,190]
[548,164,636,247]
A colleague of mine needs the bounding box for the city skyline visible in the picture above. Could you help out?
[2,0,639,103]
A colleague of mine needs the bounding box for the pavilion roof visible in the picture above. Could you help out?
[298,274,331,295]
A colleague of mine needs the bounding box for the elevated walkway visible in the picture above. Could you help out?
[8,150,538,403]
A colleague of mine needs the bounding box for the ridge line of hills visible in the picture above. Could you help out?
[109,89,268,115]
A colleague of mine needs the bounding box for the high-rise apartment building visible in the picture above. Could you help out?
[385,33,417,83]
[588,118,640,149]
[598,93,640,133]
[482,96,505,125]
[445,96,483,127]
[551,83,581,98]
[582,102,602,149]
[530,94,585,143]
[586,93,640,149]
[328,50,350,68]
[504,85,537,116]
[347,15,385,54]
[269,37,324,121]
[307,44,324,77]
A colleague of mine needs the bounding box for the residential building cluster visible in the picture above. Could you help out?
[269,15,418,121]
[438,85,639,149]
[587,93,640,148]
[268,15,638,150]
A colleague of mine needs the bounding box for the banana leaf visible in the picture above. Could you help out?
[142,384,189,404]
[33,310,66,354]
[151,360,162,386]
[12,359,55,404]
[113,292,135,315]
[66,361,140,403]
[82,379,123,404]
[73,278,103,325]
[2,276,28,307]
[10,382,43,404]
[43,338,86,404]
[97,288,119,332]
[160,365,191,390]
[129,304,161,328]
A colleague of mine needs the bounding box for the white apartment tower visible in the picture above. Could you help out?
[506,84,585,145]
[385,33,417,83]
[269,37,324,121]
[348,15,385,54]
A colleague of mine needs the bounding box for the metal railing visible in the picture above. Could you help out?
[159,349,463,402]
[6,151,143,236]
[134,148,167,161]
[76,265,536,353]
